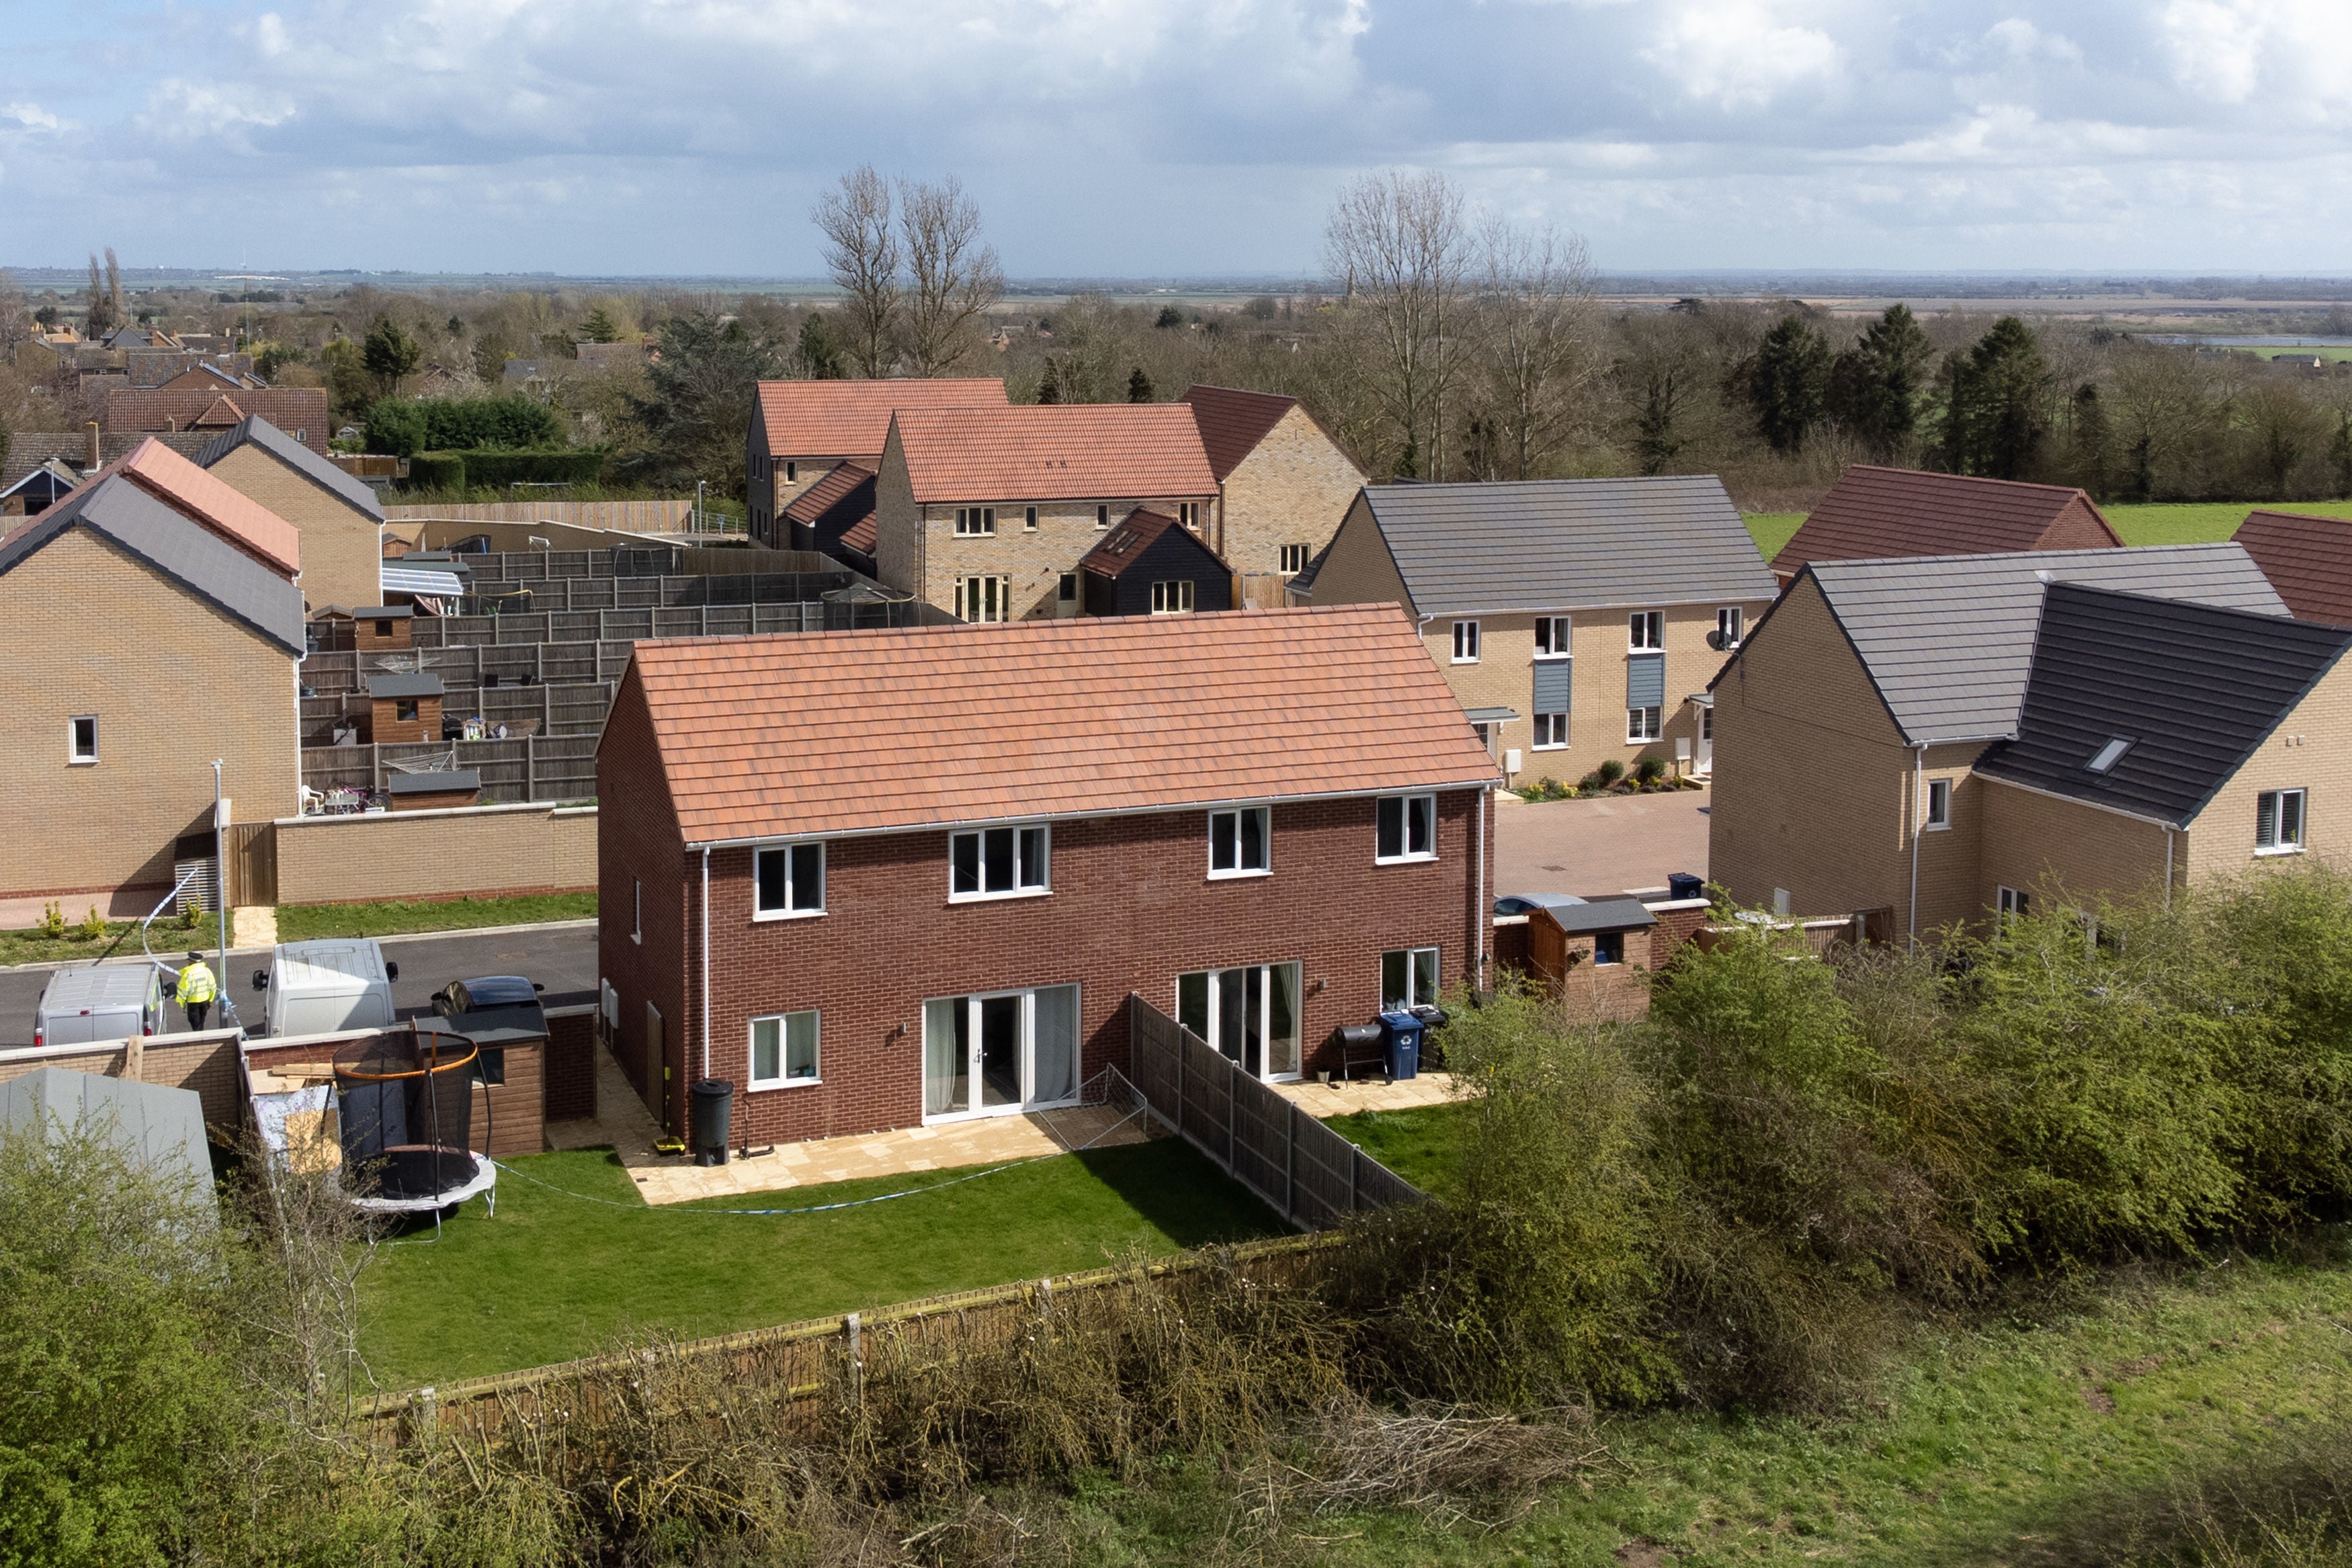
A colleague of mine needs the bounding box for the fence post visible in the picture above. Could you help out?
[843,1312,862,1405]
[526,736,538,801]
[1286,1101,1298,1225]
[1225,1058,1236,1170]
[1349,1144,1361,1213]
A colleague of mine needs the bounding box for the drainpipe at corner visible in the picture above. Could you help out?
[700,846,712,1081]
[2164,825,2175,911]
[1476,784,1489,990]
[1908,742,1926,949]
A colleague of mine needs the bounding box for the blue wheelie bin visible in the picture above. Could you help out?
[1378,1008,1424,1081]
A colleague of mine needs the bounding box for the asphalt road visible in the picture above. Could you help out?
[0,920,599,1047]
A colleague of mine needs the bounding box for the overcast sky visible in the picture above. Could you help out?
[3,0,2347,278]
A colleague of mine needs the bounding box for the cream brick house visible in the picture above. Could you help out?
[873,404,1220,623]
[1178,385,1365,582]
[1707,544,2305,939]
[0,441,304,922]
[1290,476,1777,783]
[745,378,1006,547]
[198,414,385,614]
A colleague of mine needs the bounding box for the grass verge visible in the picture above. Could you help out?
[1323,1101,1471,1197]
[358,1137,1288,1388]
[0,918,183,968]
[274,891,595,943]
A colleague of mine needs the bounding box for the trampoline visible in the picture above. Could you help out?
[332,1027,497,1219]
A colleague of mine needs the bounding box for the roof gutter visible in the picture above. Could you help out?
[1972,771,2186,830]
[679,778,1508,851]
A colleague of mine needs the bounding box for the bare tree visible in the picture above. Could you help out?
[813,166,901,378]
[1322,170,1471,478]
[1466,218,1599,480]
[896,175,1003,377]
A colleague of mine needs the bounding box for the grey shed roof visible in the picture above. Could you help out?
[0,472,306,655]
[0,1066,212,1207]
[1540,896,1658,935]
[1359,476,1777,616]
[367,671,444,699]
[197,414,386,521]
[1762,543,2290,744]
[1974,583,2352,826]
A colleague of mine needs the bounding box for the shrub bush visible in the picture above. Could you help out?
[401,452,466,490]
[1595,758,1626,785]
[1633,755,1667,785]
[454,448,605,489]
[364,394,563,457]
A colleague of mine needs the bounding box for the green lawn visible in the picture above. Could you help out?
[359,1139,1286,1388]
[1323,1102,1471,1197]
[1743,512,1806,561]
[0,918,177,969]
[275,891,596,943]
[1748,500,2352,558]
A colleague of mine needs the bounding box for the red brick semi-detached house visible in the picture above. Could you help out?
[1769,465,2123,587]
[597,605,1502,1145]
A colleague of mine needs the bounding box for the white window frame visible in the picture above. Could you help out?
[1178,502,1200,529]
[1380,947,1439,1008]
[2256,787,2307,855]
[1451,619,1481,664]
[1630,611,1664,651]
[1057,572,1078,603]
[955,574,1009,623]
[921,984,1084,1120]
[1095,504,1110,529]
[1208,806,1271,879]
[955,506,996,537]
[1150,579,1195,615]
[1627,705,1662,742]
[1177,963,1303,1082]
[1716,607,1743,649]
[950,823,1051,901]
[747,1009,821,1089]
[1593,930,1626,966]
[1997,885,2029,923]
[1375,793,1437,864]
[1279,543,1310,575]
[1924,777,1951,831]
[1533,713,1568,749]
[1534,615,1572,658]
[631,879,642,944]
[69,715,97,765]
[752,840,825,920]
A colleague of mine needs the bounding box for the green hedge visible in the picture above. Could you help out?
[403,453,466,489]
[454,449,605,488]
[364,396,564,458]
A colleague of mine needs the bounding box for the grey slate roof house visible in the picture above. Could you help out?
[1291,476,1778,781]
[1706,542,2332,939]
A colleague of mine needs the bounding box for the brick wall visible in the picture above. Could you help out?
[0,1029,243,1133]
[244,1029,540,1157]
[2044,495,2123,552]
[544,1006,598,1122]
[1978,778,2174,916]
[206,444,383,614]
[595,672,689,1131]
[1299,495,1413,607]
[272,801,596,905]
[614,786,1492,1143]
[2184,657,2352,885]
[0,527,300,918]
[1217,405,1363,577]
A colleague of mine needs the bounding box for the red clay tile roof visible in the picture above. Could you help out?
[894,404,1216,504]
[622,605,1501,842]
[2234,509,2352,625]
[1178,384,1299,482]
[112,438,302,576]
[1771,465,2122,578]
[783,462,878,554]
[755,379,1007,460]
[106,385,331,443]
[1077,507,1225,577]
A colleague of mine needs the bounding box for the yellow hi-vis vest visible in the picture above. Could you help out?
[176,962,217,1006]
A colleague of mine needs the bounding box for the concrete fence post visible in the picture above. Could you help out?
[844,1311,862,1404]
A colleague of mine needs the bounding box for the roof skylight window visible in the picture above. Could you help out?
[2087,737,2132,774]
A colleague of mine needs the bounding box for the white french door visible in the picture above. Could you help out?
[1176,962,1302,1082]
[921,984,1081,1119]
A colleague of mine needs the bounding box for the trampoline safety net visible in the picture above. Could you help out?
[333,1029,481,1202]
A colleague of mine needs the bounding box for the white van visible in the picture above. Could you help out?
[34,964,166,1049]
[250,939,400,1037]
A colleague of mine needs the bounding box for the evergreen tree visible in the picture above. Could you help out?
[1826,303,1933,456]
[1036,357,1061,405]
[1154,306,1183,329]
[446,314,466,337]
[1126,366,1154,403]
[2065,382,2114,501]
[1746,314,1831,453]
[579,306,621,343]
[1931,318,2050,480]
[795,314,845,380]
[360,315,421,398]
[1632,366,1689,476]
[2332,414,2352,500]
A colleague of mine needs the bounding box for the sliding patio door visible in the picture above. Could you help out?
[922,984,1081,1119]
[1176,962,1301,1082]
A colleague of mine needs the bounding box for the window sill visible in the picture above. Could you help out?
[752,908,827,923]
[1451,658,1480,666]
[2255,845,2307,857]
[1374,853,1437,867]
[1923,823,1951,833]
[749,1076,822,1092]
[948,887,1052,905]
[69,758,98,767]
[1206,867,1272,881]
[1531,742,1567,752]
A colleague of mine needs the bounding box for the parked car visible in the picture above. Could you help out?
[250,939,398,1037]
[1493,892,1585,916]
[34,964,165,1049]
[429,975,548,1085]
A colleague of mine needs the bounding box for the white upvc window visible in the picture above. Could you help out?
[1997,885,2030,924]
[1177,502,1200,529]
[1279,543,1310,574]
[1534,715,1568,748]
[1716,607,1744,650]
[1627,706,1662,742]
[1534,615,1572,658]
[1208,806,1271,877]
[955,575,1008,623]
[956,506,995,536]
[1924,777,1951,830]
[1451,619,1480,664]
[1177,963,1302,1081]
[753,840,825,918]
[923,984,1083,1118]
[748,1010,820,1088]
[69,715,97,765]
[1376,793,1436,863]
[1380,947,1439,1008]
[950,823,1050,900]
[1150,579,1195,614]
[1630,611,1664,650]
[2257,788,2307,854]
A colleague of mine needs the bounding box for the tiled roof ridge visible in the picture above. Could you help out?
[113,437,303,576]
[1841,462,2090,499]
[635,599,1392,658]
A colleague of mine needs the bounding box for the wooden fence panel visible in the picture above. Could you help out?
[224,821,278,906]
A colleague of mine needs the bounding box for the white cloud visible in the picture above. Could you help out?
[1,102,61,132]
[1984,18,2081,64]
[1641,1,1842,112]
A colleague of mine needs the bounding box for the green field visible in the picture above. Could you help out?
[1746,499,2352,558]
[359,1139,1285,1388]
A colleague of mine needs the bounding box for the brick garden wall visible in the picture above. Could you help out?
[271,802,597,906]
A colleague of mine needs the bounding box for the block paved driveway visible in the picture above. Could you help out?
[1493,788,1711,902]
